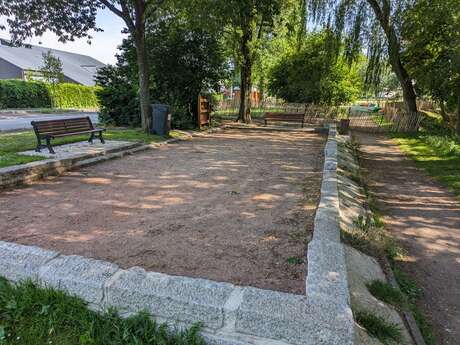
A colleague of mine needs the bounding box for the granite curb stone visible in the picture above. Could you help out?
[104,266,234,330]
[0,241,59,282]
[38,255,119,307]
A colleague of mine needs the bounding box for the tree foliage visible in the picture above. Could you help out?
[307,0,419,114]
[0,0,165,133]
[269,31,362,105]
[40,51,64,85]
[0,0,99,44]
[210,0,284,123]
[96,6,228,129]
[402,0,460,132]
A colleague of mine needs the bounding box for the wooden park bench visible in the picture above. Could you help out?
[264,112,306,128]
[31,117,105,154]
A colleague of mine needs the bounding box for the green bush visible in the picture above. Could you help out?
[0,80,51,108]
[95,65,141,127]
[47,83,100,109]
[268,31,363,105]
[0,80,100,109]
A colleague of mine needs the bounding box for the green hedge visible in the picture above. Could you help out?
[0,80,100,109]
[47,83,101,109]
[0,80,51,108]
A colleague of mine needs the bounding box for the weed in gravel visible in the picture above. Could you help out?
[354,310,403,344]
[286,256,304,265]
[366,280,408,310]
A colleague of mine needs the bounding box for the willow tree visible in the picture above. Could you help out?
[308,0,418,114]
[0,0,165,133]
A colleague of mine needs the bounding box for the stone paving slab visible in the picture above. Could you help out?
[0,140,143,189]
[19,140,134,159]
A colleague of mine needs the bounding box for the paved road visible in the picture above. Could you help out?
[0,112,99,132]
[355,132,460,345]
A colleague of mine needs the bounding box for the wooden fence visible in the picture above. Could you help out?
[214,99,424,133]
[349,103,423,133]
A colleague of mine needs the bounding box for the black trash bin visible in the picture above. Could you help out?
[151,104,171,136]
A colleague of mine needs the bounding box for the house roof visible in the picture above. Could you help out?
[0,39,105,86]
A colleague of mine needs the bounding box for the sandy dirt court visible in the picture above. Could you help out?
[0,128,326,294]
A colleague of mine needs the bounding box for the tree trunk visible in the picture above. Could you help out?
[238,28,252,124]
[456,96,460,135]
[134,31,151,132]
[386,31,418,114]
[367,0,418,115]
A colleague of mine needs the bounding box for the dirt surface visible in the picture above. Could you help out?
[355,132,460,345]
[0,128,326,294]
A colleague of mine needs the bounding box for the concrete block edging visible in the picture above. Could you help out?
[0,124,354,345]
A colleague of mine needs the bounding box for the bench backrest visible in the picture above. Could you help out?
[32,117,94,137]
[264,112,305,121]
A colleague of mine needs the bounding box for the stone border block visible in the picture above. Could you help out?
[306,240,349,306]
[303,123,354,344]
[104,267,235,330]
[234,286,353,345]
[38,255,119,306]
[0,241,58,282]
[235,287,312,344]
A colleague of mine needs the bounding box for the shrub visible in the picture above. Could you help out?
[95,65,141,127]
[268,31,362,105]
[0,80,100,110]
[95,10,228,130]
[47,83,100,109]
[0,79,51,108]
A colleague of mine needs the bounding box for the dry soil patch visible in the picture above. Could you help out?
[0,129,326,294]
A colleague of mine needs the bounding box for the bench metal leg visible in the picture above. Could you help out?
[99,131,105,144]
[35,138,42,152]
[88,133,95,144]
[46,138,55,154]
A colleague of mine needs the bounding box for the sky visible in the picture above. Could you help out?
[0,9,126,65]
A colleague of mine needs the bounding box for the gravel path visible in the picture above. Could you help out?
[0,128,325,294]
[355,132,460,345]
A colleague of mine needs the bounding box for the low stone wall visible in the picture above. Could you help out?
[0,124,355,345]
[0,141,144,190]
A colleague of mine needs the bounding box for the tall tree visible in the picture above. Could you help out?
[99,0,165,132]
[308,0,419,114]
[0,0,165,133]
[215,0,283,123]
[402,0,460,133]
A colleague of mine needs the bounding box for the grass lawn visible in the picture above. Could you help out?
[0,129,183,169]
[0,277,204,345]
[393,133,460,198]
